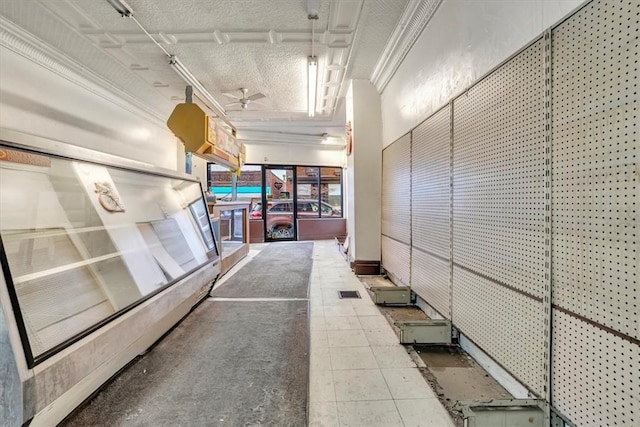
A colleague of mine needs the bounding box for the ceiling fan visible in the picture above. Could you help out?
[222,88,266,110]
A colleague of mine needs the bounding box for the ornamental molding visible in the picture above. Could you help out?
[370,0,442,93]
[0,16,166,127]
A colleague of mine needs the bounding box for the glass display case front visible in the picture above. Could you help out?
[0,145,218,365]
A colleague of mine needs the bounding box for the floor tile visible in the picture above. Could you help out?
[371,346,416,368]
[309,370,336,402]
[349,295,374,305]
[357,315,392,330]
[310,314,327,331]
[310,242,455,427]
[310,305,325,316]
[329,346,378,370]
[333,369,392,401]
[320,281,354,290]
[309,401,339,427]
[353,305,383,316]
[310,346,332,371]
[381,368,437,400]
[336,400,403,427]
[311,330,329,349]
[327,330,369,347]
[363,328,399,346]
[325,316,362,331]
[395,399,456,427]
[311,298,325,307]
[324,305,357,317]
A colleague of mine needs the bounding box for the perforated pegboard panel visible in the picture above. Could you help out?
[382,235,410,286]
[452,266,545,394]
[412,105,451,258]
[412,249,450,317]
[410,105,451,317]
[549,1,639,424]
[551,0,639,339]
[382,133,411,244]
[552,309,639,427]
[452,38,547,300]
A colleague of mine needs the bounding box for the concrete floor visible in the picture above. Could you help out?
[64,242,312,427]
[64,240,457,427]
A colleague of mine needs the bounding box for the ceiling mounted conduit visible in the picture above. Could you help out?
[105,0,235,133]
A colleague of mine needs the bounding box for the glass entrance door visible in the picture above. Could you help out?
[263,166,295,241]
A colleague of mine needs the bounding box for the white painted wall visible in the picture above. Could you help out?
[190,155,209,187]
[381,0,585,147]
[347,79,383,261]
[0,46,180,169]
[245,143,345,167]
[346,84,356,256]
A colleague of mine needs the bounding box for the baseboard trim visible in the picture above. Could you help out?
[350,260,381,275]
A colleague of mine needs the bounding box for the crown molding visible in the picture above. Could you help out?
[370,0,442,93]
[0,16,167,127]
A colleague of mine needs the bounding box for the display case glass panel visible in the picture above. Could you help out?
[0,146,218,363]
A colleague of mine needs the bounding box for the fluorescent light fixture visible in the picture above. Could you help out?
[106,0,133,17]
[308,56,317,117]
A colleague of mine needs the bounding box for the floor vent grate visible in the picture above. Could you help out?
[338,290,361,299]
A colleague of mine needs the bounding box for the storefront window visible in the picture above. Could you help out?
[320,167,342,217]
[207,163,233,201]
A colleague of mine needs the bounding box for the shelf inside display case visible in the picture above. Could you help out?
[210,201,250,274]
[0,145,219,366]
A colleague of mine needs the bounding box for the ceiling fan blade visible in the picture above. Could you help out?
[248,93,266,101]
[225,102,241,107]
[222,92,240,100]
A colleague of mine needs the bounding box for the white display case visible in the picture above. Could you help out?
[0,142,219,366]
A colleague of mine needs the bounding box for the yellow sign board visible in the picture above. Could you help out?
[167,103,244,169]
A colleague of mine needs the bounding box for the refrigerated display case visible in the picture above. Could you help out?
[0,132,221,426]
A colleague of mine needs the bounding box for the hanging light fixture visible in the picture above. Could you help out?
[308,2,318,117]
[308,56,317,117]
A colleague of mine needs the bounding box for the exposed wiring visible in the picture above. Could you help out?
[130,15,172,58]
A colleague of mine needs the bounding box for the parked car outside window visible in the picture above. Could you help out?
[250,199,340,238]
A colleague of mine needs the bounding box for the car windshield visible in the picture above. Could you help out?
[264,199,338,216]
[268,202,293,212]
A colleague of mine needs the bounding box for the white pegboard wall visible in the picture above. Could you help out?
[552,309,639,427]
[452,38,547,300]
[381,235,410,286]
[411,105,451,259]
[412,249,450,318]
[549,1,639,425]
[410,105,451,317]
[452,266,545,395]
[551,0,639,339]
[381,133,411,245]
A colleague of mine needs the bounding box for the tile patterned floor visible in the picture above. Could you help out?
[308,241,455,427]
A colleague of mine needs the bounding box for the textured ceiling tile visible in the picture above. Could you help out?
[0,0,172,114]
[349,0,409,78]
[1,0,411,129]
